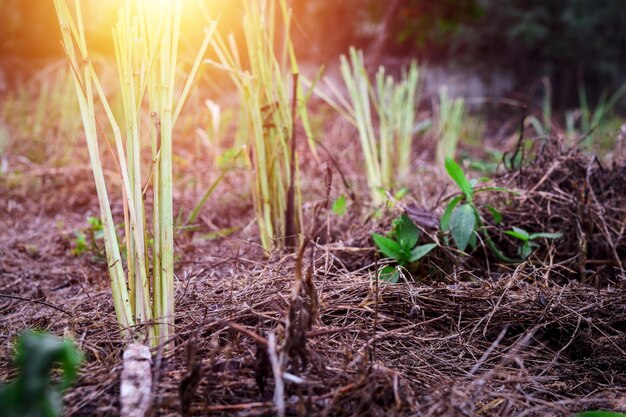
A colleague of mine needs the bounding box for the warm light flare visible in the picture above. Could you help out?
[76,0,240,54]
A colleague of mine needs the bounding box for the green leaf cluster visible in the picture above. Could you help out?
[372,214,437,283]
[441,157,561,262]
[440,157,492,253]
[71,216,106,257]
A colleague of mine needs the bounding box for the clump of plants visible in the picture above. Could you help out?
[209,0,314,252]
[0,331,82,417]
[54,0,216,344]
[372,158,563,276]
[316,47,426,204]
[440,157,561,261]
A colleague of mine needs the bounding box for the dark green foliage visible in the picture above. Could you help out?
[0,331,82,417]
[294,0,626,106]
[575,412,626,417]
[394,0,626,105]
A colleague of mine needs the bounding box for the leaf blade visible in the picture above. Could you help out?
[450,203,476,252]
[372,233,402,260]
[445,158,473,201]
[409,243,437,262]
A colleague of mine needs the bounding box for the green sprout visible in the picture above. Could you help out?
[504,226,562,259]
[331,195,348,216]
[372,214,437,283]
[440,157,508,254]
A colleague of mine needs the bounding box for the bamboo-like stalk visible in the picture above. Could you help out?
[55,0,216,345]
[316,48,423,204]
[435,87,465,170]
[209,0,311,253]
[53,0,134,331]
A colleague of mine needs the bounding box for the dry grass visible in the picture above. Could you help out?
[2,136,626,415]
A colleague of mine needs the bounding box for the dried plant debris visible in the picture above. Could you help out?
[496,137,626,282]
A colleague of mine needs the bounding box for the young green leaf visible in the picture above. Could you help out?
[575,411,626,417]
[474,186,510,194]
[450,203,476,252]
[469,177,490,188]
[372,233,402,260]
[440,195,463,232]
[504,226,530,241]
[520,242,532,259]
[409,243,437,262]
[486,205,502,225]
[393,187,409,201]
[393,214,420,250]
[445,157,473,202]
[332,195,347,216]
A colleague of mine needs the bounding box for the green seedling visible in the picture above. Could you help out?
[0,331,82,417]
[440,157,508,252]
[71,231,87,257]
[332,195,348,216]
[72,217,106,258]
[372,214,437,283]
[575,412,626,417]
[504,226,562,259]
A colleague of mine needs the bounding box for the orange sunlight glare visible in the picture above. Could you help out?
[82,0,241,54]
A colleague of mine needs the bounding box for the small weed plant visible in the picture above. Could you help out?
[372,214,437,283]
[440,157,507,254]
[72,216,104,257]
[504,226,562,259]
[0,331,82,417]
[441,157,561,262]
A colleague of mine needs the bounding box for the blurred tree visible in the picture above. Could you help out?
[392,0,626,106]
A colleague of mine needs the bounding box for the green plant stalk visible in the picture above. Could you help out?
[210,0,306,252]
[340,49,381,200]
[317,48,422,203]
[56,0,215,345]
[435,87,464,169]
[54,0,134,331]
[375,61,420,186]
[113,2,150,324]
